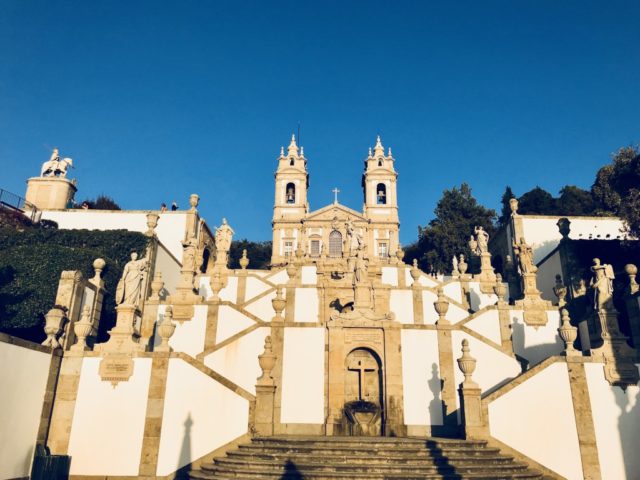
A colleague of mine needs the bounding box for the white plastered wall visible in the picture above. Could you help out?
[204,327,269,395]
[40,210,188,260]
[520,216,625,264]
[244,290,276,322]
[510,310,564,366]
[0,341,52,480]
[464,309,502,345]
[68,357,152,476]
[155,305,208,356]
[390,290,414,324]
[422,290,467,325]
[156,358,249,476]
[280,328,325,424]
[401,330,443,426]
[585,362,640,480]
[381,267,398,286]
[215,305,256,344]
[301,266,317,284]
[536,249,562,302]
[155,242,181,296]
[294,288,320,323]
[468,282,497,311]
[488,362,583,480]
[245,276,270,301]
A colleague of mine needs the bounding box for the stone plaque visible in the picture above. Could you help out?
[99,355,134,387]
[344,328,383,348]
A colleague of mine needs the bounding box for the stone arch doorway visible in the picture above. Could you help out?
[343,348,383,436]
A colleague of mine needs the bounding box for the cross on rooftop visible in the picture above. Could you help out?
[332,187,340,204]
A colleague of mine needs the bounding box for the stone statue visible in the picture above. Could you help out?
[41,148,74,177]
[452,255,459,274]
[353,248,368,285]
[115,252,148,307]
[469,226,489,255]
[345,219,363,255]
[215,218,234,252]
[590,258,615,311]
[512,237,537,274]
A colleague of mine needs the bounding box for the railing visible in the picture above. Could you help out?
[0,188,40,222]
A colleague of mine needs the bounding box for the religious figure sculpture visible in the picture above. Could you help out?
[590,258,615,311]
[469,226,489,255]
[215,218,234,252]
[452,255,459,275]
[512,237,537,274]
[345,218,363,254]
[40,148,74,177]
[115,252,148,307]
[353,247,368,285]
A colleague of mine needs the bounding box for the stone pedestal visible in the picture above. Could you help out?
[95,304,144,354]
[25,176,76,210]
[475,253,497,294]
[254,385,276,436]
[592,309,640,387]
[514,272,551,326]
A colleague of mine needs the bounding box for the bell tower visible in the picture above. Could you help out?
[362,136,400,258]
[271,135,309,265]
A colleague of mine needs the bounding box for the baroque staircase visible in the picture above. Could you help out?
[189,436,543,479]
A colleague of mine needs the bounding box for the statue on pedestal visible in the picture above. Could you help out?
[40,148,74,178]
[115,252,148,308]
[353,247,368,285]
[215,218,235,266]
[590,258,615,311]
[512,237,537,274]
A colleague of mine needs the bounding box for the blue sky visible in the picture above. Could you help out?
[1,1,639,243]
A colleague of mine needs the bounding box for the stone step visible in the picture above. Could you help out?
[189,436,543,480]
[225,450,516,466]
[205,457,533,475]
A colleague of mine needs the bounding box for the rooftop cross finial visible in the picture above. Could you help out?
[287,134,299,156]
[332,187,340,204]
[374,135,384,157]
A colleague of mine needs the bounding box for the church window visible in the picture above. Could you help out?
[286,183,296,204]
[376,183,387,204]
[378,160,383,167]
[329,230,343,257]
[290,159,295,166]
[284,240,294,257]
[378,242,388,258]
[310,239,320,257]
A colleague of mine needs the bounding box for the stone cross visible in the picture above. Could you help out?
[332,187,340,204]
[348,357,377,401]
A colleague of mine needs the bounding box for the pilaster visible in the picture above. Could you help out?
[204,300,220,351]
[436,323,458,432]
[47,355,83,454]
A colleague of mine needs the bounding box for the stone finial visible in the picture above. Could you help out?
[410,259,421,283]
[145,212,159,236]
[434,287,450,325]
[558,309,578,356]
[625,264,639,295]
[494,273,507,302]
[374,135,384,157]
[72,305,93,351]
[257,335,276,386]
[280,146,285,157]
[458,254,468,275]
[300,146,304,157]
[272,286,286,322]
[156,306,176,352]
[286,258,297,280]
[509,198,518,216]
[92,258,106,285]
[557,217,571,240]
[189,194,199,211]
[388,147,392,157]
[457,339,477,386]
[287,134,299,157]
[210,271,223,302]
[42,307,66,349]
[553,274,568,308]
[368,147,372,157]
[150,272,164,300]
[239,249,250,270]
[395,248,404,262]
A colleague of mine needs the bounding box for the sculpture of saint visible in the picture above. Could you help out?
[469,226,489,256]
[215,218,234,253]
[590,258,615,311]
[512,237,537,274]
[115,252,148,307]
[353,247,368,285]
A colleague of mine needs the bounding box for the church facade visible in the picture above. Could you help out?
[271,135,399,265]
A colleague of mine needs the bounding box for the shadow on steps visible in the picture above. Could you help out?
[281,459,304,479]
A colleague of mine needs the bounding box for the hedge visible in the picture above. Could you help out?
[0,226,148,343]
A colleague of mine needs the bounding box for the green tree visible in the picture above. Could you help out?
[498,186,515,226]
[557,185,596,216]
[410,183,496,273]
[78,195,122,210]
[517,187,557,215]
[591,146,640,235]
[229,240,272,269]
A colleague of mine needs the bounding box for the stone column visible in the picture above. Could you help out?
[456,340,488,439]
[383,321,405,437]
[494,275,513,350]
[253,336,277,436]
[269,287,286,435]
[411,264,424,324]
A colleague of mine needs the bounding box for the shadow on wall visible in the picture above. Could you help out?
[616,385,640,478]
[281,459,304,479]
[175,412,193,479]
[427,363,445,426]
[511,314,563,367]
